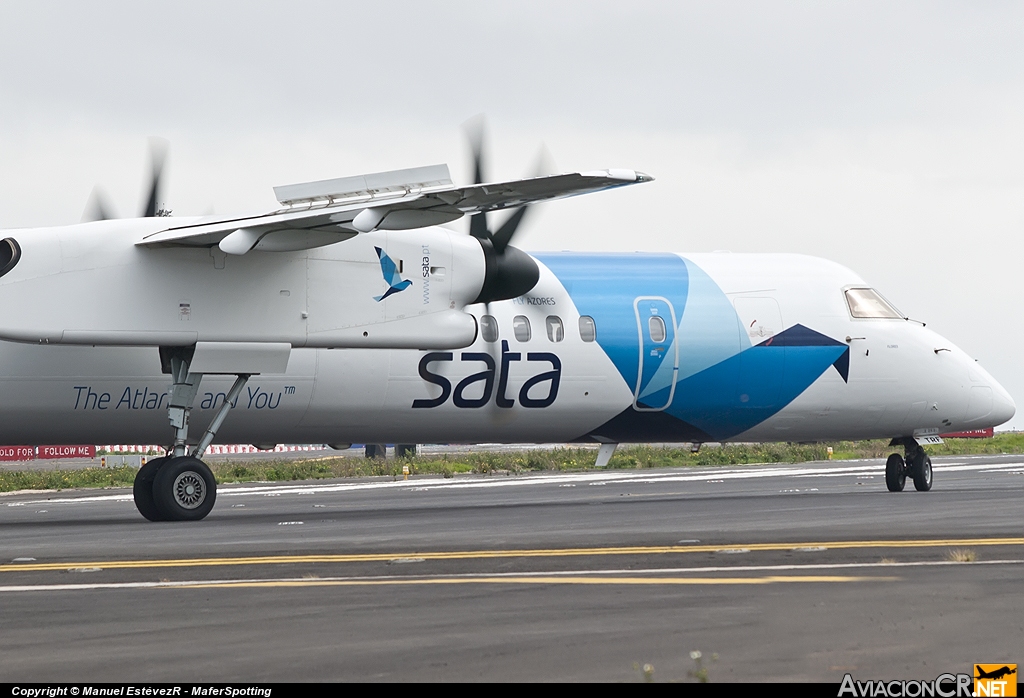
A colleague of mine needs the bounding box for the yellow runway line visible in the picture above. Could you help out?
[3,536,1021,573]
[180,574,898,589]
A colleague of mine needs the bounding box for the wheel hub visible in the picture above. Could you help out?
[172,471,206,509]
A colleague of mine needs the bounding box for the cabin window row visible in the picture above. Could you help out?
[479,315,597,343]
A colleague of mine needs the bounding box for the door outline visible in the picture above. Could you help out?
[633,296,679,411]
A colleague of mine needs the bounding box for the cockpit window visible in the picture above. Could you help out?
[0,238,21,278]
[845,288,904,319]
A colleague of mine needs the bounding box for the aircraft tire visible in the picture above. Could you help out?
[885,453,906,492]
[133,456,169,521]
[153,456,217,521]
[911,453,933,492]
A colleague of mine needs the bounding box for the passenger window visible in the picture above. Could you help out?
[845,288,903,319]
[546,316,564,342]
[513,315,532,342]
[648,316,666,343]
[579,316,596,342]
[480,315,498,343]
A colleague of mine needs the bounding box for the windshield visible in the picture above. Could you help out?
[845,288,904,319]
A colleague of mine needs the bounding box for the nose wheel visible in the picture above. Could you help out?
[885,440,933,493]
[885,453,906,492]
[910,451,933,491]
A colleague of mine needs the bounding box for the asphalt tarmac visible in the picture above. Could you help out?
[1,453,1022,682]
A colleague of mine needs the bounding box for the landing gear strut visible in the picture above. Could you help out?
[132,348,250,521]
[885,438,933,493]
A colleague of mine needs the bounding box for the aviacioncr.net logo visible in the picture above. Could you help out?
[838,673,973,698]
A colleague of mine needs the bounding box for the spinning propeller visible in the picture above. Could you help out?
[466,123,541,305]
[82,138,170,222]
[141,138,168,218]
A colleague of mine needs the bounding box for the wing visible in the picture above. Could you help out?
[137,163,652,254]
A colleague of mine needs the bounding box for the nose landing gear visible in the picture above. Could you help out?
[885,438,933,493]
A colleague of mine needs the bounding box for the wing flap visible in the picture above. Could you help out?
[273,163,454,207]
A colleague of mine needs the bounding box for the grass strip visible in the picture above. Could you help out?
[2,434,1023,493]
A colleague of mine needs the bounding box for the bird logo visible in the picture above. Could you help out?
[373,247,412,302]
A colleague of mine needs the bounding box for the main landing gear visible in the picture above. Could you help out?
[884,438,933,493]
[132,349,250,522]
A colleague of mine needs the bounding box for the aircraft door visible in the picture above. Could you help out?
[633,297,679,411]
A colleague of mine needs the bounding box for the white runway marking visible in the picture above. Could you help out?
[5,459,1023,508]
[0,559,1020,594]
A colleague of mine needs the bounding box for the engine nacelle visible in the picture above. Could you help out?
[0,220,487,351]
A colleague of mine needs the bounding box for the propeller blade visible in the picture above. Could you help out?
[469,212,490,241]
[464,115,487,185]
[531,143,557,179]
[141,138,168,218]
[491,206,528,253]
[484,144,549,251]
[465,117,491,241]
[82,186,115,222]
[461,118,541,302]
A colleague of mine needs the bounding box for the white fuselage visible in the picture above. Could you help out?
[0,234,1013,447]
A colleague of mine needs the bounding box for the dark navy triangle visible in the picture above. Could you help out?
[832,346,850,383]
[755,323,845,347]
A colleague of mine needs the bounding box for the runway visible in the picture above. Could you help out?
[1,454,1022,682]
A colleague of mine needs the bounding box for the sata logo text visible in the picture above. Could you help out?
[421,245,430,305]
[413,340,561,409]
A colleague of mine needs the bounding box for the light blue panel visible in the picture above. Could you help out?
[536,253,689,395]
[676,258,747,381]
[539,252,850,442]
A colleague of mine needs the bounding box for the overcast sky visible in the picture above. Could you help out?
[2,1,1023,429]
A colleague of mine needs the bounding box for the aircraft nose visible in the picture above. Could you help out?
[965,359,1016,428]
[990,380,1016,426]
